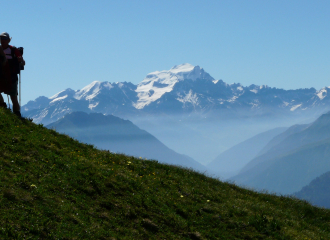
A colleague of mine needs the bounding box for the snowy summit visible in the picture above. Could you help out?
[134,63,206,109]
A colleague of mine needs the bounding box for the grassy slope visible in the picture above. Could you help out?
[1,108,330,240]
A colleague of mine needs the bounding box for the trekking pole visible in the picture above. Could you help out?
[19,58,24,112]
[19,71,21,111]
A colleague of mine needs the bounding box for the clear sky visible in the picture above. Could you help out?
[2,0,330,105]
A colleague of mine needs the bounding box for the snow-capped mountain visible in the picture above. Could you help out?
[134,64,212,109]
[23,81,138,124]
[23,63,330,125]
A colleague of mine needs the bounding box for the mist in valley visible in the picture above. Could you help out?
[130,108,321,166]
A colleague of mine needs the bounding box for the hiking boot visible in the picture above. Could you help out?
[0,102,7,108]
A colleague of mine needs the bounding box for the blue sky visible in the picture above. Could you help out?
[3,0,330,105]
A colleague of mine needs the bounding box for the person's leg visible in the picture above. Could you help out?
[10,95,20,116]
[0,93,6,108]
[8,75,20,116]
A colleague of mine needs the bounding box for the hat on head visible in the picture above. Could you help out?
[0,32,10,39]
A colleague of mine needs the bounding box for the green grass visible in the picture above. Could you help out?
[1,107,330,239]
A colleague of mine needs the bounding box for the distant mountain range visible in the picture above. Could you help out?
[230,111,330,195]
[23,63,330,125]
[46,112,208,173]
[22,63,330,164]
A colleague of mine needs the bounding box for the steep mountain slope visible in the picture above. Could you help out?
[207,127,287,179]
[1,108,330,239]
[256,123,309,156]
[239,112,330,174]
[231,112,330,194]
[46,112,207,173]
[294,171,330,208]
[233,138,330,194]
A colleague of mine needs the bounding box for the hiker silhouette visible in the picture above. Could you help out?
[0,32,25,117]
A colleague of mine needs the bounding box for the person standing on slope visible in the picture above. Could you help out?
[0,45,6,83]
[0,32,25,116]
[0,45,7,108]
[0,45,5,66]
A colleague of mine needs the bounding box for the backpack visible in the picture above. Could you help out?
[9,46,24,74]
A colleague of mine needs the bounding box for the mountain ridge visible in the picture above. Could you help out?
[239,111,330,174]
[46,111,208,173]
[207,127,287,179]
[22,64,330,125]
[231,111,330,194]
[21,63,330,164]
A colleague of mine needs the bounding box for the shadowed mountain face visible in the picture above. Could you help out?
[46,112,208,173]
[206,127,287,179]
[231,111,330,195]
[294,171,330,209]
